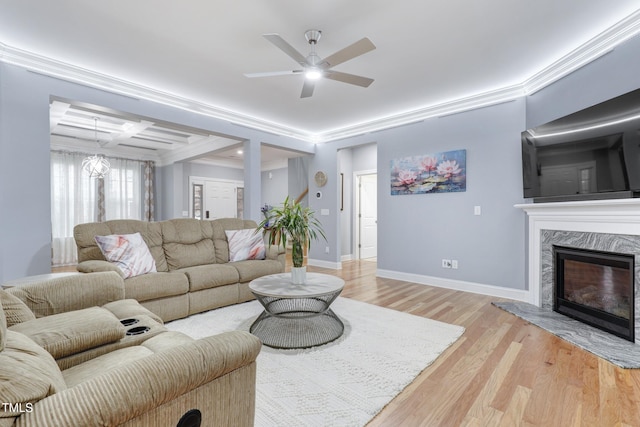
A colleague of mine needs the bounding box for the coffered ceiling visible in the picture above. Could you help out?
[2,1,640,152]
[48,100,301,169]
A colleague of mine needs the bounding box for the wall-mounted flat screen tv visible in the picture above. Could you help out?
[522,88,640,202]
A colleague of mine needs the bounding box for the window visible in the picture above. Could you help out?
[104,159,143,220]
[50,151,154,266]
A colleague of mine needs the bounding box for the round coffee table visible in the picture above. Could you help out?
[249,272,345,349]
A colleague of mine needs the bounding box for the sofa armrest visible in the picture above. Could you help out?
[77,260,124,277]
[266,244,286,271]
[267,244,285,255]
[18,331,261,427]
[265,244,285,260]
[6,272,125,317]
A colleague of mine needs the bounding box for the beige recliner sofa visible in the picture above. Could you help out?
[74,218,285,322]
[0,271,261,427]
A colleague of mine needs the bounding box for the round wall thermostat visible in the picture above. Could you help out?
[314,171,327,187]
[315,191,322,199]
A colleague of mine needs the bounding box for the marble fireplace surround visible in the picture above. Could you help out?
[540,229,640,342]
[516,198,640,345]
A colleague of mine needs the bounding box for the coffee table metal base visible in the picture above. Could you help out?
[250,296,344,349]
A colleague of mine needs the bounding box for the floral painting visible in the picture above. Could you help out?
[390,149,466,195]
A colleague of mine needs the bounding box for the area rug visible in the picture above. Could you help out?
[166,297,465,426]
[494,301,640,369]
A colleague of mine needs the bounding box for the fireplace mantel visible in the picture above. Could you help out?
[515,199,640,306]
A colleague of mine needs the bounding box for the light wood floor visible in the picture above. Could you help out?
[306,260,640,427]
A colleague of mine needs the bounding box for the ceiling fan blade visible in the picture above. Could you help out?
[322,37,376,68]
[324,71,374,88]
[263,34,307,67]
[300,79,315,98]
[244,70,303,78]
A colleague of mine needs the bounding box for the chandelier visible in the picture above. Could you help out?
[82,117,110,179]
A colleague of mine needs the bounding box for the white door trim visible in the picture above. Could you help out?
[353,169,377,260]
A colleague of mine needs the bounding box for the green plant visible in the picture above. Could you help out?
[258,196,326,268]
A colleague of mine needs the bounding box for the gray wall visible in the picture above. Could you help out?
[337,148,353,257]
[308,144,341,262]
[375,100,527,289]
[183,162,244,183]
[352,143,377,172]
[261,167,288,209]
[156,164,174,221]
[0,64,52,281]
[307,99,526,289]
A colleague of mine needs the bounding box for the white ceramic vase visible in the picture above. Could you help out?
[291,266,306,284]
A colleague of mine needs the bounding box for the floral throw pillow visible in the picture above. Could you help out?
[94,232,157,278]
[225,229,266,262]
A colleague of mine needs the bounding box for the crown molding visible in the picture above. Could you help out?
[523,9,640,94]
[315,84,525,142]
[2,10,640,143]
[0,43,312,141]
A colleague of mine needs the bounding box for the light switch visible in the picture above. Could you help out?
[321,209,330,216]
[474,206,481,216]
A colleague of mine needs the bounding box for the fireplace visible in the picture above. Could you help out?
[554,245,635,342]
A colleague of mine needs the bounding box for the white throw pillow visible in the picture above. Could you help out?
[94,232,157,278]
[225,229,266,262]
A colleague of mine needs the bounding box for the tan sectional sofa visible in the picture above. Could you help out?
[0,271,261,426]
[74,218,285,322]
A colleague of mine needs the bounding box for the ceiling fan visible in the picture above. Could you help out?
[244,29,376,98]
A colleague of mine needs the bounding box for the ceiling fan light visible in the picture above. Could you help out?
[305,69,322,80]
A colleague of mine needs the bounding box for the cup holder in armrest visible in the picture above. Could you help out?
[126,326,151,336]
[120,318,139,327]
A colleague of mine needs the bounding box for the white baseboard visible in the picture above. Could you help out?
[376,269,530,302]
[341,254,353,262]
[307,258,342,270]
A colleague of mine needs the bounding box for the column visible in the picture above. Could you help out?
[243,139,261,222]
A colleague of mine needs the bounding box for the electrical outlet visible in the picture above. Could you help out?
[442,259,452,268]
[325,246,330,254]
[452,260,459,269]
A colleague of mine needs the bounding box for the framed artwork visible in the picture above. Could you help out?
[390,149,466,195]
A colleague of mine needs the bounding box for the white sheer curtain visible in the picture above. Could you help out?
[51,152,152,267]
[103,158,143,221]
[51,151,97,266]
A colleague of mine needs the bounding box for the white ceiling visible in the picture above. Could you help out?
[2,1,640,148]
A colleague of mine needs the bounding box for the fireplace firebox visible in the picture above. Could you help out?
[554,245,635,342]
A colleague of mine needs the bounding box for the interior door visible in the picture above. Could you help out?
[204,180,238,219]
[359,173,377,259]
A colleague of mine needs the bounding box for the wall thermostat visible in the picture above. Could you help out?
[315,191,322,199]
